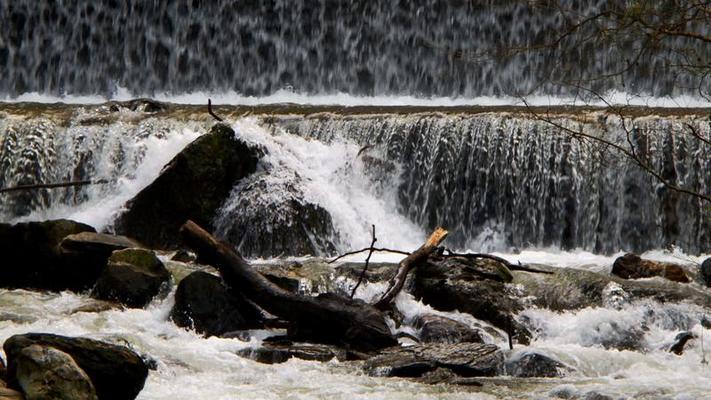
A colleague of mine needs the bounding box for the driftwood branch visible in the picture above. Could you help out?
[350,224,377,299]
[444,250,554,275]
[0,179,109,194]
[179,220,397,351]
[207,99,223,122]
[374,227,448,310]
[328,247,411,264]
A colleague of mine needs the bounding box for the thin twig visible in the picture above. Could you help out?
[0,179,109,194]
[208,99,224,122]
[350,224,377,299]
[327,247,411,264]
[443,249,554,274]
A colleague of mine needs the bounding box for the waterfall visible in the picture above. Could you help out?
[1,1,709,99]
[0,104,204,229]
[269,111,711,254]
[1,105,709,255]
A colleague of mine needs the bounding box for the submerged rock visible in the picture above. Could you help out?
[0,386,24,400]
[214,169,338,258]
[504,351,571,378]
[363,342,502,378]
[0,219,98,291]
[14,344,97,400]
[4,333,149,400]
[114,123,260,249]
[612,253,689,283]
[513,267,711,311]
[413,314,483,344]
[669,331,696,355]
[91,249,171,308]
[237,342,357,364]
[170,271,263,337]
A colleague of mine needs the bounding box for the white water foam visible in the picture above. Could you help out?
[220,118,427,251]
[2,88,710,108]
[12,126,201,230]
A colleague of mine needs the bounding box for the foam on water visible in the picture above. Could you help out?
[2,89,711,108]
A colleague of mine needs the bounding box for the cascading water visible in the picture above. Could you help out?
[271,111,711,255]
[1,1,709,99]
[0,104,204,229]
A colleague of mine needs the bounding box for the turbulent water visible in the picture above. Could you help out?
[1,1,710,99]
[1,103,711,399]
[3,105,709,254]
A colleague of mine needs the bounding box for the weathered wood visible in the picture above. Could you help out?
[179,220,397,351]
[0,179,109,194]
[374,227,448,310]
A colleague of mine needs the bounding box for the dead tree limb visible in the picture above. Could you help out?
[0,179,109,194]
[179,220,397,351]
[328,247,411,264]
[374,227,448,310]
[444,250,554,275]
[350,224,377,299]
[207,99,223,122]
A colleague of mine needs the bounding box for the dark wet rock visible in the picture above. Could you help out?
[413,314,483,344]
[14,344,98,400]
[416,368,484,386]
[237,342,357,364]
[504,351,571,377]
[0,219,98,291]
[612,253,689,283]
[114,123,260,249]
[214,169,338,258]
[0,356,5,381]
[59,232,142,259]
[4,333,149,400]
[701,258,711,287]
[596,322,646,351]
[413,257,529,343]
[91,249,171,308]
[170,271,263,337]
[363,343,502,378]
[262,273,300,293]
[669,331,695,355]
[581,392,614,400]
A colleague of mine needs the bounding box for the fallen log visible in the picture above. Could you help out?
[374,227,448,310]
[179,220,398,352]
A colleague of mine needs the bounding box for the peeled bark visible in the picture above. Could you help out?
[374,227,448,309]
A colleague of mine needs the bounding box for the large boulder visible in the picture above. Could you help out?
[14,344,97,400]
[169,271,263,336]
[3,333,149,400]
[0,219,98,291]
[114,123,260,249]
[611,253,689,283]
[91,249,171,308]
[213,169,338,258]
[363,343,503,378]
[412,257,529,343]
